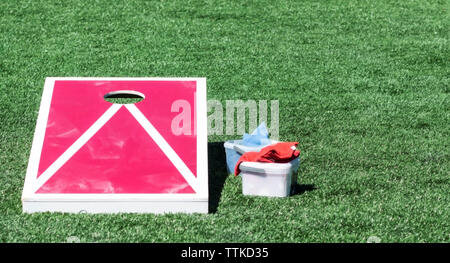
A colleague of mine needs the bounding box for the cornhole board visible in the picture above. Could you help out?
[22,77,208,214]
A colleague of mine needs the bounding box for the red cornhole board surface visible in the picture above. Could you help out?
[22,77,208,214]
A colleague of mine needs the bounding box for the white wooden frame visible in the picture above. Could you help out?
[22,77,208,214]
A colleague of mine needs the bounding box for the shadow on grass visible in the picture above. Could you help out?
[291,184,316,196]
[207,143,315,211]
[208,142,229,213]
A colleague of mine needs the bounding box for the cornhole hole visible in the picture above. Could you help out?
[22,77,208,214]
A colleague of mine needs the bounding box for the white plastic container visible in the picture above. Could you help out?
[239,157,300,197]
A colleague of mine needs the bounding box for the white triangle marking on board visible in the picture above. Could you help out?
[31,104,123,193]
[125,104,199,194]
[32,103,199,194]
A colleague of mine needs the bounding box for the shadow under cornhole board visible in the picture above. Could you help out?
[22,77,208,214]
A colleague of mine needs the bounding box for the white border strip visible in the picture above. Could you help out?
[23,193,205,201]
[45,77,204,81]
[31,104,122,193]
[23,200,208,214]
[22,78,55,196]
[195,78,208,197]
[125,104,200,194]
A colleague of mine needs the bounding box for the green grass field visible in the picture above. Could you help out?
[0,0,449,242]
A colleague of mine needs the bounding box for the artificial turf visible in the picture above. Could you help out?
[0,0,449,242]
